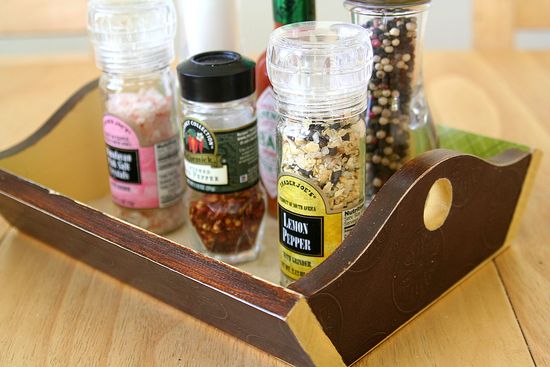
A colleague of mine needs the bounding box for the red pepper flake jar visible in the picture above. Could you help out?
[177,51,266,264]
[88,0,185,234]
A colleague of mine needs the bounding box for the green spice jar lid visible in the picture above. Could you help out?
[344,0,431,7]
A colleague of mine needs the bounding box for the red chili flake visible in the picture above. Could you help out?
[189,185,265,254]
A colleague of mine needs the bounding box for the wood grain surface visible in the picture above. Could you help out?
[0,169,314,367]
[473,0,550,50]
[0,51,549,366]
[0,229,287,367]
[0,56,98,152]
[427,51,550,367]
[0,0,86,34]
[0,215,8,240]
[473,0,516,49]
[516,0,550,29]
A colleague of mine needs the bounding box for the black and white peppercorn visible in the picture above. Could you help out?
[279,116,365,211]
[363,15,418,196]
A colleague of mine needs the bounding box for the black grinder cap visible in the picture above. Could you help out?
[177,51,256,103]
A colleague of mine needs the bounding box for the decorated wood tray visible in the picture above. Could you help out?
[0,81,541,366]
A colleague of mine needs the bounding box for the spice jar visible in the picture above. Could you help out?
[88,0,184,234]
[344,0,438,197]
[267,22,373,285]
[177,51,266,264]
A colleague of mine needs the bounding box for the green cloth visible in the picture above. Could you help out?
[438,125,529,158]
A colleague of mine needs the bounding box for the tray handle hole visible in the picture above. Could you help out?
[423,178,453,231]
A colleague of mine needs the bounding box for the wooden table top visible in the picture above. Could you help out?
[0,51,548,366]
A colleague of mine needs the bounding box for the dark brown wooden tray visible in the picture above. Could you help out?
[0,81,541,366]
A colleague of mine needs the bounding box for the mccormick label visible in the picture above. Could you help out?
[257,86,279,199]
[278,174,363,280]
[182,117,259,193]
[103,115,183,209]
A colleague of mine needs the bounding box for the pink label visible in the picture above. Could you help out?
[257,87,278,199]
[104,115,159,209]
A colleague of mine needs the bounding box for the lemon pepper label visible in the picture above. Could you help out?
[279,207,324,256]
[278,174,363,280]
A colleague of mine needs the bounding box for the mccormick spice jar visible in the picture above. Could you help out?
[88,0,184,234]
[344,0,438,197]
[256,0,316,217]
[267,22,373,285]
[177,51,266,264]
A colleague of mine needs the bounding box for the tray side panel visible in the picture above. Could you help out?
[0,80,109,202]
[0,170,316,367]
[291,149,533,365]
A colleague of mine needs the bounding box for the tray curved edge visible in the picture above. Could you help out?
[291,148,540,365]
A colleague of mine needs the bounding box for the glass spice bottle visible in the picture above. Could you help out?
[256,0,316,217]
[267,22,373,285]
[88,0,184,234]
[344,0,438,197]
[177,51,266,264]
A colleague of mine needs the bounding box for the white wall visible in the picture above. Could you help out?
[424,0,472,49]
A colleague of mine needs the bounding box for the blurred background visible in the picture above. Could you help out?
[1,0,549,59]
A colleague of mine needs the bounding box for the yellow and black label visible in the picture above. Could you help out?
[278,174,363,280]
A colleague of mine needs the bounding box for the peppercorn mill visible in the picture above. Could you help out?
[344,0,438,198]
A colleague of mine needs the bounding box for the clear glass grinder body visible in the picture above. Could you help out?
[267,22,373,285]
[88,0,185,234]
[344,0,438,198]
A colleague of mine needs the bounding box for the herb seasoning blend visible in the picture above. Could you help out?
[177,51,266,264]
[88,0,184,234]
[344,0,438,197]
[256,0,316,217]
[267,22,373,284]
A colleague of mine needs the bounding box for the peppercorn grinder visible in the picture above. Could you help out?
[344,0,438,197]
